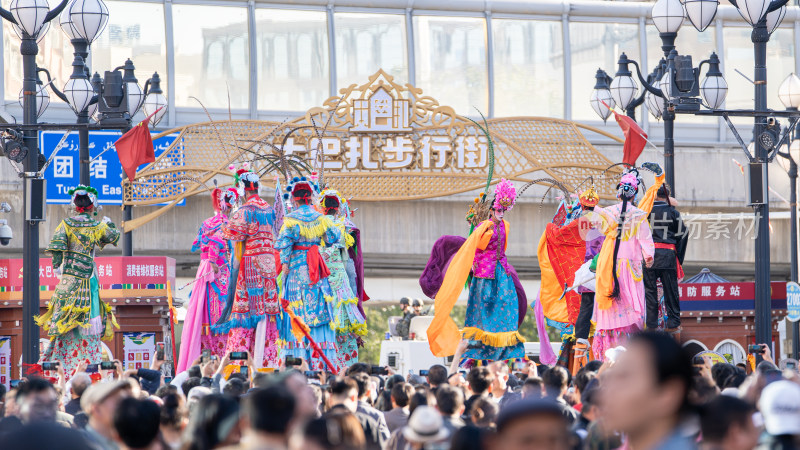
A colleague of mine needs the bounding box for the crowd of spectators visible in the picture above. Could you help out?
[0,330,799,450]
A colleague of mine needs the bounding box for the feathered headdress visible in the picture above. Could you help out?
[492,179,516,211]
[579,187,600,208]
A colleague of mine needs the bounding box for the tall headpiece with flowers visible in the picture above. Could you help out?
[230,163,260,192]
[492,179,517,211]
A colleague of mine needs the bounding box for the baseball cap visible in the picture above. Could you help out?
[80,380,129,413]
[759,380,800,436]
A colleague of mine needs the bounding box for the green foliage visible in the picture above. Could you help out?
[358,303,555,365]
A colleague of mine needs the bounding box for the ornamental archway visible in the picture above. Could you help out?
[122,69,624,232]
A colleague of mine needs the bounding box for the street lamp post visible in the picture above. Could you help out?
[0,0,70,368]
[777,72,800,359]
[0,0,167,367]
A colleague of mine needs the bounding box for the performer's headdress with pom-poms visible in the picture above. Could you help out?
[230,163,260,192]
[616,169,640,201]
[492,179,517,211]
[68,185,99,215]
[319,188,344,216]
[283,172,321,204]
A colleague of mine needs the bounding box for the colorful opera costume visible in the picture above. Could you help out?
[319,189,367,371]
[214,167,281,367]
[590,165,662,359]
[177,187,239,373]
[277,177,341,371]
[425,179,527,364]
[36,186,120,377]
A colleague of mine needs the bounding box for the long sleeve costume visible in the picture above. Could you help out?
[276,204,342,371]
[177,213,231,373]
[36,213,120,377]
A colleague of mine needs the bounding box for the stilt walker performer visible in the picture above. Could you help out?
[319,189,367,371]
[426,179,527,364]
[214,165,281,367]
[276,176,341,371]
[36,186,120,377]
[177,187,239,372]
[591,164,663,359]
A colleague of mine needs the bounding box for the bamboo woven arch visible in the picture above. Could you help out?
[122,70,624,232]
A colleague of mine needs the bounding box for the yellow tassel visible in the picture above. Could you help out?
[344,232,355,248]
[462,327,524,347]
[281,216,334,240]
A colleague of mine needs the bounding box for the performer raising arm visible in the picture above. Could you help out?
[36,186,120,377]
[427,179,527,365]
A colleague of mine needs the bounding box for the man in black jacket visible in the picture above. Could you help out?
[644,184,687,333]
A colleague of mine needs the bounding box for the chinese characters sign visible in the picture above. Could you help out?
[0,257,176,300]
[123,332,156,371]
[40,130,178,205]
[679,281,787,311]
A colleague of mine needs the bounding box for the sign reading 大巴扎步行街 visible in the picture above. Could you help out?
[39,130,179,205]
[787,281,800,322]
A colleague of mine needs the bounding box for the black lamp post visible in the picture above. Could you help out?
[0,0,70,368]
[777,73,800,359]
[0,0,168,367]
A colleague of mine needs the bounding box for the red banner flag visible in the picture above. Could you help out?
[613,110,648,166]
[115,109,161,181]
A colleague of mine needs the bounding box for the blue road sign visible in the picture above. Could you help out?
[788,281,800,323]
[40,130,180,205]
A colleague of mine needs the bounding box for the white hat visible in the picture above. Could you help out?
[402,406,450,443]
[759,380,800,436]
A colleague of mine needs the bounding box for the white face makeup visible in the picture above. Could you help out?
[493,208,505,220]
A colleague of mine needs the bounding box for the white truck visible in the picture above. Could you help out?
[378,315,561,375]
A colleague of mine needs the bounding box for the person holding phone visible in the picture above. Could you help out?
[276,176,342,371]
[35,185,121,378]
[178,187,239,373]
[214,165,282,368]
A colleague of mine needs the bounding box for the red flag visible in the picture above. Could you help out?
[115,109,161,181]
[613,111,648,166]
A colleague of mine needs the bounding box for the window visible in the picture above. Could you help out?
[570,22,640,120]
[335,13,407,88]
[92,1,167,120]
[493,19,563,117]
[724,25,795,125]
[4,22,73,105]
[172,4,249,109]
[414,16,488,114]
[255,9,328,111]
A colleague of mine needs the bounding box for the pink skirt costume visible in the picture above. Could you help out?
[177,214,231,373]
[592,203,654,359]
[214,195,281,368]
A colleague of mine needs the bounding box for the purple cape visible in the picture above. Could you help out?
[419,235,527,327]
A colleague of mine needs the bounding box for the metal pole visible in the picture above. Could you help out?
[122,205,132,256]
[20,34,40,367]
[73,39,91,186]
[752,19,772,350]
[790,157,800,359]
[664,109,675,194]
